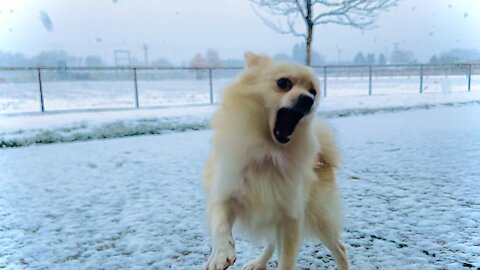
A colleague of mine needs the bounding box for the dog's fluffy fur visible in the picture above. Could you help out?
[204,52,348,270]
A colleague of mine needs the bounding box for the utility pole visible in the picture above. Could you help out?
[143,44,149,66]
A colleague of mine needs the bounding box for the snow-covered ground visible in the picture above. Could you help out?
[1,91,480,147]
[1,71,479,148]
[0,74,477,113]
[1,105,479,269]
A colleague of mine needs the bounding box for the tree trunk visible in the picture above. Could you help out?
[305,0,313,66]
[306,24,313,66]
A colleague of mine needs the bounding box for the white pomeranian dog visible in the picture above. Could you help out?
[204,52,348,270]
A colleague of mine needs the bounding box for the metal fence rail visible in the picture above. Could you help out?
[0,63,478,113]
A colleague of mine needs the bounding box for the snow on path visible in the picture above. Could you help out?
[1,105,480,269]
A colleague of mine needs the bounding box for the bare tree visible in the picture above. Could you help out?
[206,49,223,68]
[251,0,398,65]
[190,53,207,79]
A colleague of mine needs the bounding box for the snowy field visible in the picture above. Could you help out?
[1,105,480,269]
[1,90,480,148]
[0,73,478,113]
[2,71,479,148]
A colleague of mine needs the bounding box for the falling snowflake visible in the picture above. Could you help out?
[39,10,54,32]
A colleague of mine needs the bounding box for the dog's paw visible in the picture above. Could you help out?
[205,240,236,270]
[243,260,267,270]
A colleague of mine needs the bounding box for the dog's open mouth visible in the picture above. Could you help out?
[273,108,305,144]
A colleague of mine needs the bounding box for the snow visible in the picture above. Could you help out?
[1,104,480,269]
[1,91,480,147]
[1,71,479,147]
[39,11,54,32]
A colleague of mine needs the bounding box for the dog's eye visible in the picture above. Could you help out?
[308,88,317,96]
[277,78,293,91]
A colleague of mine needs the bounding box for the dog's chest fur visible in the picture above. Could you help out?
[232,147,314,238]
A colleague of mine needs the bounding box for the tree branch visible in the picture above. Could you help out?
[251,1,307,38]
[295,0,307,19]
[311,0,397,29]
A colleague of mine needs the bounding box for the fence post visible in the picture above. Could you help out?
[323,66,327,97]
[467,64,472,92]
[37,68,45,112]
[368,65,372,95]
[419,65,424,94]
[208,68,214,104]
[133,68,139,108]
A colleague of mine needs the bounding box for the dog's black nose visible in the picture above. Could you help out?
[296,94,314,112]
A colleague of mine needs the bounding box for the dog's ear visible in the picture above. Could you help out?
[244,51,271,68]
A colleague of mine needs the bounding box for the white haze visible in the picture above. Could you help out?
[0,0,479,65]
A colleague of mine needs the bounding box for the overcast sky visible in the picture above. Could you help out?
[1,0,479,65]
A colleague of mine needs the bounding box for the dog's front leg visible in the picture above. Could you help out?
[277,217,301,270]
[206,200,236,270]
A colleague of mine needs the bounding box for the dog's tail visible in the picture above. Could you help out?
[314,120,340,169]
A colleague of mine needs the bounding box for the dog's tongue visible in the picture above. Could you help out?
[273,108,305,144]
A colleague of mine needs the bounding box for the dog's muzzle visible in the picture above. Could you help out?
[273,94,314,144]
